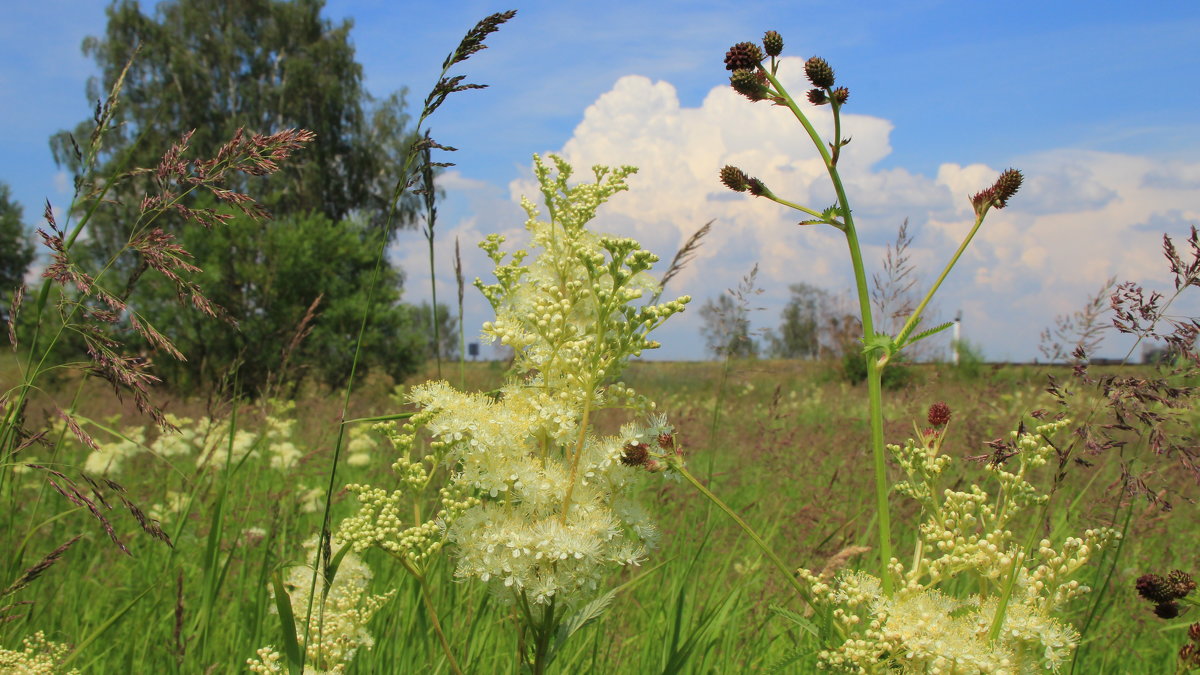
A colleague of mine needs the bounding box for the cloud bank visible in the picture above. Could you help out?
[405,57,1200,362]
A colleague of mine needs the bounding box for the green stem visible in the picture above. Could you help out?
[987,502,1045,643]
[865,359,893,595]
[532,595,555,675]
[674,462,815,608]
[762,64,893,596]
[893,208,989,353]
[427,232,441,379]
[560,390,594,523]
[410,565,464,675]
[758,188,829,223]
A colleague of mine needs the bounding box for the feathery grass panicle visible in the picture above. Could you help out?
[658,219,712,293]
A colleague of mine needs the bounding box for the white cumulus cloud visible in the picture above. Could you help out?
[416,58,1200,362]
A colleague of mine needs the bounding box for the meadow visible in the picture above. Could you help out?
[3,11,1199,674]
[0,357,1195,672]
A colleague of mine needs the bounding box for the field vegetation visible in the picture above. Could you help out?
[2,4,1198,674]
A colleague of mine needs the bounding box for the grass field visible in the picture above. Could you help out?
[1,358,1194,673]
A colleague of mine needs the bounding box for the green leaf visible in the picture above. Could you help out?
[661,587,740,675]
[898,321,954,350]
[767,646,818,674]
[270,570,304,675]
[552,587,616,653]
[768,604,821,638]
[861,332,897,359]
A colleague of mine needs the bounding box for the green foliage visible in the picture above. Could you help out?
[54,0,418,231]
[129,210,424,394]
[840,349,912,389]
[46,0,429,395]
[1,363,1190,672]
[413,301,459,362]
[0,182,34,315]
[699,293,758,359]
[765,282,826,359]
[951,338,987,380]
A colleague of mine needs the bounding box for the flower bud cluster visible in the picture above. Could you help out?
[0,632,78,675]
[248,537,394,674]
[801,416,1118,672]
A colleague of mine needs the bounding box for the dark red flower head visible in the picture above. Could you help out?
[928,402,952,427]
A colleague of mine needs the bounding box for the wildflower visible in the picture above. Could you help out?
[0,632,79,675]
[971,168,1024,215]
[804,56,836,88]
[724,42,763,71]
[762,30,783,57]
[621,442,649,467]
[343,155,687,608]
[720,165,751,192]
[807,88,828,106]
[803,418,1118,671]
[1137,570,1195,603]
[831,86,850,105]
[1167,569,1197,597]
[247,537,393,674]
[730,68,769,101]
[1137,573,1175,603]
[928,401,952,426]
[1156,602,1182,619]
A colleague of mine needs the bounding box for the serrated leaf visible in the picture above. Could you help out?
[767,646,818,673]
[553,587,616,653]
[899,321,954,349]
[861,332,897,358]
[768,604,820,638]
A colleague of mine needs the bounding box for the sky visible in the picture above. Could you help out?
[3,0,1199,362]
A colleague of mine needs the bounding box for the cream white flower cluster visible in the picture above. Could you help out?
[0,631,78,674]
[339,415,479,565]
[341,155,687,606]
[247,537,393,675]
[58,405,381,478]
[802,419,1118,673]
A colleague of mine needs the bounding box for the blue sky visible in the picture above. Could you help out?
[3,1,1200,361]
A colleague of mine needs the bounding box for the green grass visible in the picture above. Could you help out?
[0,359,1192,672]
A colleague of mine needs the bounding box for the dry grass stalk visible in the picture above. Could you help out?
[1,535,83,597]
[659,219,712,291]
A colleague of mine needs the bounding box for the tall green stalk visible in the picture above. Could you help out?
[711,38,1023,605]
[301,11,517,672]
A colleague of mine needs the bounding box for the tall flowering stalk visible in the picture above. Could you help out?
[714,32,1023,599]
[341,154,688,672]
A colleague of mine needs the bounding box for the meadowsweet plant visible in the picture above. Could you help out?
[0,632,78,675]
[796,408,1118,672]
[248,537,394,675]
[340,154,689,672]
[710,32,1024,597]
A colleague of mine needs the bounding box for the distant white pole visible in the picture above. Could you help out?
[952,311,962,366]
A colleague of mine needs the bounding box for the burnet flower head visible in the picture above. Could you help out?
[405,154,689,605]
